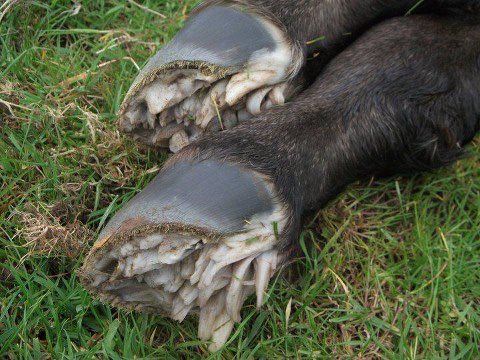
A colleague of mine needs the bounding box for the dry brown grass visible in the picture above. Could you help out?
[15,202,93,259]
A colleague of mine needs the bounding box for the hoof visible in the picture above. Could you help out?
[79,161,290,351]
[118,5,301,152]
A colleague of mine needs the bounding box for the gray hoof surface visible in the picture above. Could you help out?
[99,160,276,238]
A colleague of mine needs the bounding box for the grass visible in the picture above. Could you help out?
[1,0,479,358]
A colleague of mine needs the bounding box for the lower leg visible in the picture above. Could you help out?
[120,0,480,152]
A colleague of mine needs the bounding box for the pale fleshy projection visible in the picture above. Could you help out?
[118,5,301,152]
[82,214,285,351]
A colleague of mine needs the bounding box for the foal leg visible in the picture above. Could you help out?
[81,11,480,350]
[118,0,479,151]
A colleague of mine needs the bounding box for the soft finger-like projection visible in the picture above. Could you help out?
[118,5,302,152]
[79,161,289,351]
